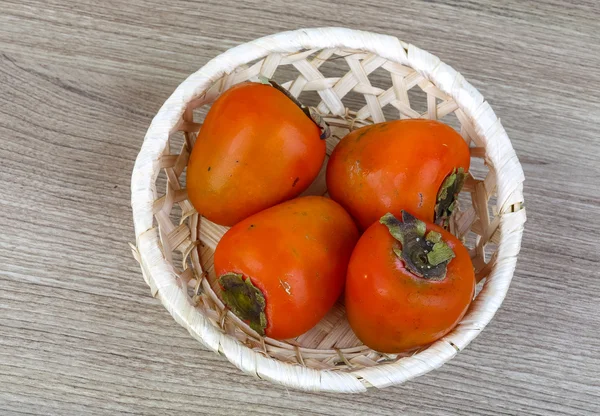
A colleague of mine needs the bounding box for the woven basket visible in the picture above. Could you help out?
[130,28,526,393]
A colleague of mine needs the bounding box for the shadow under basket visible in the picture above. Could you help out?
[130,28,526,393]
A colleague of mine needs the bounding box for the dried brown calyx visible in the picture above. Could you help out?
[434,167,467,228]
[380,211,455,281]
[219,272,267,336]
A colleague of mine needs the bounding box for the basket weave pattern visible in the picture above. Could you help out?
[131,28,526,392]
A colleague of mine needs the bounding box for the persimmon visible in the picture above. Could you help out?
[214,196,359,340]
[187,81,326,226]
[345,211,475,353]
[326,119,470,229]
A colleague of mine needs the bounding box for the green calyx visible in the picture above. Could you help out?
[380,211,456,281]
[258,75,330,140]
[434,167,467,228]
[218,272,267,336]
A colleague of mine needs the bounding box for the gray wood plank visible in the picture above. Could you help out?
[1,0,599,414]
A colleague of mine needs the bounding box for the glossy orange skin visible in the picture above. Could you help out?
[187,82,325,226]
[326,119,470,229]
[214,196,359,340]
[345,220,475,353]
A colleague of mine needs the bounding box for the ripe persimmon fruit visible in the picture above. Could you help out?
[214,196,359,340]
[187,81,326,226]
[345,211,475,353]
[327,119,470,229]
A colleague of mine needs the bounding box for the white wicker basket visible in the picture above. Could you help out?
[130,27,526,393]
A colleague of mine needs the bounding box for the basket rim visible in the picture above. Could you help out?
[131,27,526,393]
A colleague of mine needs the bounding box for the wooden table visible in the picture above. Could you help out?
[1,1,599,414]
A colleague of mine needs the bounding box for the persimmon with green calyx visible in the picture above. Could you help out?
[345,211,475,353]
[214,196,359,340]
[186,79,329,227]
[326,119,470,229]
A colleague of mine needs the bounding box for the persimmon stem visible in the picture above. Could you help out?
[434,167,467,228]
[380,211,455,281]
[258,75,330,140]
[219,272,267,335]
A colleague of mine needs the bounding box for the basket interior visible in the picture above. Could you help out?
[151,48,500,371]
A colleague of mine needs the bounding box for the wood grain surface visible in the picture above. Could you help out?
[1,0,599,414]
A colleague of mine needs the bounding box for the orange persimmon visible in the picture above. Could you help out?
[187,81,326,226]
[345,211,475,353]
[327,119,470,229]
[214,196,359,340]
